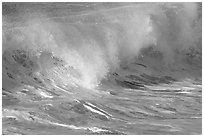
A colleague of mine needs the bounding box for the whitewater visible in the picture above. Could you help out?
[2,2,202,134]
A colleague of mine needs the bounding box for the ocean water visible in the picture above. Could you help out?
[2,2,202,135]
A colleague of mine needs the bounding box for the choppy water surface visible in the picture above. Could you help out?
[2,68,202,134]
[2,2,202,135]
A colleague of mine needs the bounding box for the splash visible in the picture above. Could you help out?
[2,3,201,88]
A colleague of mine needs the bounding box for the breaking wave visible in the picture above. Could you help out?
[3,3,201,89]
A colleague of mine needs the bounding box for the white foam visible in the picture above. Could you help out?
[38,91,53,98]
[54,85,73,94]
[83,104,109,118]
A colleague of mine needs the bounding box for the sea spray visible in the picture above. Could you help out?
[3,3,201,88]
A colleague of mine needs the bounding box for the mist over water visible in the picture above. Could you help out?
[2,3,202,135]
[3,2,201,88]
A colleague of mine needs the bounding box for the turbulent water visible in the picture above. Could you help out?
[2,2,202,135]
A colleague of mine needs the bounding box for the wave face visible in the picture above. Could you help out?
[3,2,201,88]
[2,2,202,135]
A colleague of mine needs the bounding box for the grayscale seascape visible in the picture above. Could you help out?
[2,2,202,135]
